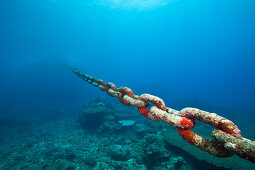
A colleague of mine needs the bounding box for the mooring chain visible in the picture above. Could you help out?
[69,66,255,163]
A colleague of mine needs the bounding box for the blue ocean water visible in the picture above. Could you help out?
[0,0,255,169]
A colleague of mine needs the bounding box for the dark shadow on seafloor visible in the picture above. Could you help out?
[164,141,226,170]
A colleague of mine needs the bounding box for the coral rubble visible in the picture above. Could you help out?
[1,97,254,169]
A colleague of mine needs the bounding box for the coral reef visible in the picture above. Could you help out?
[0,97,254,169]
[77,97,145,134]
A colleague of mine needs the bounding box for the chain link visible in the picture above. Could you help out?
[69,66,255,163]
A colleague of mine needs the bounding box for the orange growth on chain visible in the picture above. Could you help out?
[128,91,134,97]
[118,97,131,106]
[217,121,242,139]
[180,117,195,129]
[178,129,196,145]
[138,107,149,118]
[119,87,134,98]
[99,85,108,91]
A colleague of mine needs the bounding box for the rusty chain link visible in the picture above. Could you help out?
[69,66,255,163]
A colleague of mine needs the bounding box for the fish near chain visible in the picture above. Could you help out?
[68,66,255,163]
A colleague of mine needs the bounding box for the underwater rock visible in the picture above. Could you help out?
[25,164,44,170]
[100,121,123,133]
[64,148,76,161]
[5,159,17,168]
[112,109,138,120]
[109,145,131,161]
[89,97,114,109]
[78,97,143,134]
[78,97,115,130]
[143,135,170,167]
[166,156,188,169]
[50,158,71,170]
[104,114,115,121]
[112,161,123,169]
[83,156,97,168]
[44,147,66,160]
[135,123,149,138]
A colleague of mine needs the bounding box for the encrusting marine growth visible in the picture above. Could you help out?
[68,65,255,163]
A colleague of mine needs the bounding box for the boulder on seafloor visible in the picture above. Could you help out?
[50,158,71,170]
[78,97,150,135]
[78,97,115,130]
[87,96,114,109]
[142,134,170,167]
[83,156,97,168]
[109,145,131,161]
[135,123,149,138]
[166,156,188,169]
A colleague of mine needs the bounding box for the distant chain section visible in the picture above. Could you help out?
[68,66,255,163]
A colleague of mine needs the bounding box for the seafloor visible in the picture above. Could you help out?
[0,97,254,170]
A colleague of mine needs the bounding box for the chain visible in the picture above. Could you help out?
[69,66,255,163]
